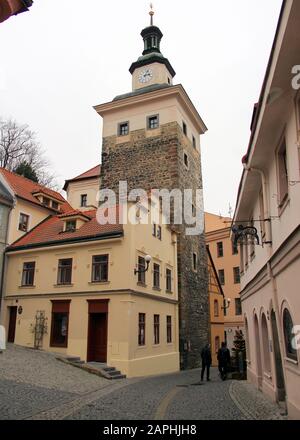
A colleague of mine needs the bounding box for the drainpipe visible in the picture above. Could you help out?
[243,164,288,405]
[0,204,13,318]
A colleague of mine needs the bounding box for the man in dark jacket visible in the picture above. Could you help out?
[217,342,231,380]
[201,343,212,381]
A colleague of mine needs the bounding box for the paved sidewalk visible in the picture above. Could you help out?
[229,381,287,420]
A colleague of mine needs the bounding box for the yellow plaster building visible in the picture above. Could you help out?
[205,212,243,353]
[207,246,225,366]
[1,203,179,378]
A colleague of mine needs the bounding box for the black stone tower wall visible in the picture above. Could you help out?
[100,121,209,369]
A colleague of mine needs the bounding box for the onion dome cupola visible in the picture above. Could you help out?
[130,5,176,91]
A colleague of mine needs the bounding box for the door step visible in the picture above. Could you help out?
[56,356,126,380]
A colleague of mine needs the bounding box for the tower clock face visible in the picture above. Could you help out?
[138,68,153,83]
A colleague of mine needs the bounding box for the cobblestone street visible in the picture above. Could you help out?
[0,345,286,420]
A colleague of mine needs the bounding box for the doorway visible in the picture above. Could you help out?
[87,312,108,363]
[8,306,17,343]
[254,314,262,388]
[271,309,286,402]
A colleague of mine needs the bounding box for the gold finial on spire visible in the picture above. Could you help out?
[149,3,154,26]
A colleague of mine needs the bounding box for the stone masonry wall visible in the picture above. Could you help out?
[100,121,209,369]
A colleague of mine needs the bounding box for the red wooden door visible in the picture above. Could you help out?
[87,313,108,362]
[8,307,17,343]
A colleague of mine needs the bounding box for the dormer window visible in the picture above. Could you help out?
[42,197,50,207]
[52,201,59,210]
[65,220,76,232]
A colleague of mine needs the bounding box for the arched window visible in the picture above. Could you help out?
[283,309,297,361]
[214,300,219,317]
[261,314,271,372]
[215,336,220,353]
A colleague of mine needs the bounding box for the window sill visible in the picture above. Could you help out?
[53,284,73,288]
[50,343,68,348]
[153,344,161,348]
[153,287,161,292]
[88,281,110,285]
[137,282,147,288]
[166,290,173,294]
[19,285,35,289]
[285,356,298,365]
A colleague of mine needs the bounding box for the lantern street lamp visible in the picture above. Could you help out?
[134,255,152,275]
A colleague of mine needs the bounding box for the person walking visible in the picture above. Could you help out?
[217,342,231,380]
[201,343,212,381]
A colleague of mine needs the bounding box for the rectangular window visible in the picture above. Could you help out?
[65,220,76,232]
[217,241,224,257]
[153,263,160,288]
[18,213,29,232]
[50,301,70,348]
[157,225,162,240]
[152,223,156,237]
[166,268,172,292]
[277,137,289,207]
[147,115,159,130]
[184,153,188,168]
[193,253,197,271]
[92,255,109,282]
[81,194,87,207]
[232,241,238,255]
[52,201,59,210]
[138,256,146,284]
[167,316,172,343]
[235,298,242,316]
[233,267,240,284]
[183,121,187,136]
[218,269,225,285]
[118,121,129,136]
[138,313,146,346]
[21,262,35,286]
[192,135,196,149]
[154,314,160,344]
[57,259,72,285]
[42,197,50,207]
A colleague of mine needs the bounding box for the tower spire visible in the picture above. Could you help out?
[149,3,154,26]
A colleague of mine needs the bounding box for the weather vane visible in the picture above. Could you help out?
[149,3,154,26]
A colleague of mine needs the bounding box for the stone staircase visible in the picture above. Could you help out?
[56,355,126,380]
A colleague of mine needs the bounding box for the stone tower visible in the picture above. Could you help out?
[94,11,209,369]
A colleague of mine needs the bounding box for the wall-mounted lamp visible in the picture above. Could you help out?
[134,255,152,275]
[221,298,231,310]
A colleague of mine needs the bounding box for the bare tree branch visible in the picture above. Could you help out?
[0,118,58,189]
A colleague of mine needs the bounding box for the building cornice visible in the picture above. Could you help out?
[4,289,178,304]
[94,84,207,134]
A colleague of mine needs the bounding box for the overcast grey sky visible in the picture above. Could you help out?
[0,0,282,216]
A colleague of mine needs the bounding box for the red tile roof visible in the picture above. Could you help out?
[8,208,123,251]
[0,168,72,213]
[63,165,101,191]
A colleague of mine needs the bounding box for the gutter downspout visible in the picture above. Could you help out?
[243,165,288,407]
[0,204,13,318]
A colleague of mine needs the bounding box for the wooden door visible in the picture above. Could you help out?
[87,313,108,362]
[8,307,17,343]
